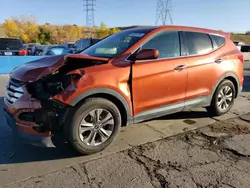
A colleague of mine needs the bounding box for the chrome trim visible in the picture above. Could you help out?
[4,97,11,106]
[124,30,226,63]
[174,64,188,71]
[6,90,23,98]
[5,79,24,104]
[9,85,24,93]
[5,93,13,102]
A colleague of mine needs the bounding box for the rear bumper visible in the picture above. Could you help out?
[4,109,55,147]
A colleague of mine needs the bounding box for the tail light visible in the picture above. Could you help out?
[238,54,244,63]
[19,49,27,56]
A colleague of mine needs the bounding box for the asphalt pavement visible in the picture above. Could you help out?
[0,62,250,187]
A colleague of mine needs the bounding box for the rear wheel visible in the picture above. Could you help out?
[68,98,121,155]
[206,80,236,116]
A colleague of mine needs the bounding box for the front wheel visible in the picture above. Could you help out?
[206,80,236,116]
[68,98,121,155]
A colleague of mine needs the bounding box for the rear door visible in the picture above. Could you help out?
[183,31,227,107]
[132,31,188,119]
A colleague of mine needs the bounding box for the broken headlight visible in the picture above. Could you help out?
[26,72,71,101]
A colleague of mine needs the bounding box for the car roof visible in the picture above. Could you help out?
[48,45,67,48]
[0,37,22,40]
[162,25,226,35]
[123,25,228,37]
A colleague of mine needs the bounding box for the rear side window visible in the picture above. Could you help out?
[240,46,250,52]
[184,32,213,55]
[142,31,180,59]
[210,35,225,49]
[0,38,23,50]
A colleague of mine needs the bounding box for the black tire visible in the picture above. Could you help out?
[68,98,121,155]
[206,79,236,116]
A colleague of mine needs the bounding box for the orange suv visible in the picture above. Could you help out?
[4,26,244,154]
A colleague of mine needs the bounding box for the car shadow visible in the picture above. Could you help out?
[0,96,211,165]
[0,97,80,165]
[156,110,211,121]
[0,73,250,165]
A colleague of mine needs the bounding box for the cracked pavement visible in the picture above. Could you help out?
[3,114,250,188]
[1,62,250,187]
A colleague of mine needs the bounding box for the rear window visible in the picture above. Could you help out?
[184,32,213,55]
[210,35,225,49]
[0,38,23,50]
[240,46,250,52]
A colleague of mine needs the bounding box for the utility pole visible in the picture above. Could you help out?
[83,0,96,27]
[155,0,173,25]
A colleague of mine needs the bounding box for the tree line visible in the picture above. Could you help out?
[3,16,120,44]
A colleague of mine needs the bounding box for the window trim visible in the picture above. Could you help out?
[125,30,227,63]
[126,30,182,63]
[209,34,226,50]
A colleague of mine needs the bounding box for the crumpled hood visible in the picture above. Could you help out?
[10,54,109,82]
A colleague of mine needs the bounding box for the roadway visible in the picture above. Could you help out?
[0,62,250,186]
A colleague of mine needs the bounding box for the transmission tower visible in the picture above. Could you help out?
[155,0,173,25]
[83,0,96,27]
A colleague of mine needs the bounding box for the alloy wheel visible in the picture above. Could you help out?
[79,108,115,146]
[217,85,233,111]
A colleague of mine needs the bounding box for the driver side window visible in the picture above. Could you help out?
[141,31,180,59]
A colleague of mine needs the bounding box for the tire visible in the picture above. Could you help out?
[68,98,121,155]
[206,80,236,116]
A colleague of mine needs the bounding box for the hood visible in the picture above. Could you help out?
[10,54,109,82]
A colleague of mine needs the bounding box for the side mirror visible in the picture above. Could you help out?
[135,48,159,61]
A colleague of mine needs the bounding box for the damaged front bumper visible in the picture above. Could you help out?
[4,78,69,147]
[4,109,55,147]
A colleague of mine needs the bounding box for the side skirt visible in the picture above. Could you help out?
[133,96,209,124]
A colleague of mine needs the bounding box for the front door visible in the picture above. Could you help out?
[132,31,188,121]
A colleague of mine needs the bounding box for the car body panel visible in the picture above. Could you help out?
[3,25,244,147]
[52,60,132,115]
[9,54,109,82]
[132,57,188,115]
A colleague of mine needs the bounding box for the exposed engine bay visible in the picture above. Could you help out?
[16,56,108,133]
[26,57,107,101]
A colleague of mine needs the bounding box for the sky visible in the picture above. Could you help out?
[1,0,250,33]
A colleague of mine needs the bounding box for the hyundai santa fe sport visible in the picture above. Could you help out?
[4,26,244,155]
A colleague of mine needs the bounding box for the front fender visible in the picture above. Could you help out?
[69,88,133,125]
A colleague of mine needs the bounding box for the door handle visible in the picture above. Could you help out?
[174,65,187,71]
[215,59,223,63]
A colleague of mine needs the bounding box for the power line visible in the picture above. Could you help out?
[83,0,96,27]
[155,0,173,25]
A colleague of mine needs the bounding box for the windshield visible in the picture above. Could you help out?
[80,30,149,58]
[45,46,72,55]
